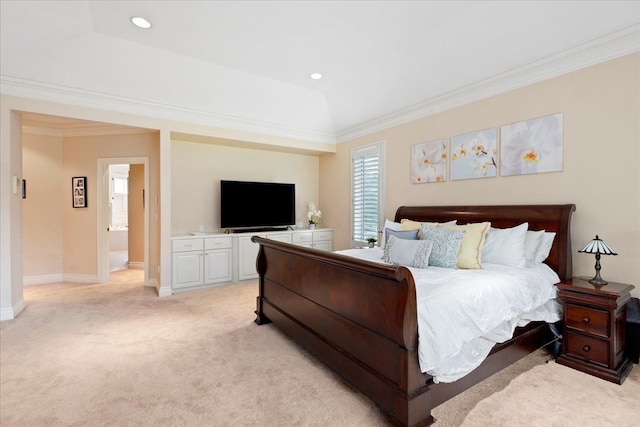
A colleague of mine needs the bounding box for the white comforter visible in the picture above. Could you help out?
[337,248,561,383]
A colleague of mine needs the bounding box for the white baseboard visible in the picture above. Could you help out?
[62,274,99,283]
[0,298,25,321]
[128,262,144,269]
[157,281,172,297]
[23,274,64,286]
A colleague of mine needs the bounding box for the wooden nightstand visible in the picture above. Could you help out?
[556,278,635,384]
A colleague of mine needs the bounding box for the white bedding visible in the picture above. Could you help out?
[337,247,561,383]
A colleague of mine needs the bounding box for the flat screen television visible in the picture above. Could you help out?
[220,180,295,230]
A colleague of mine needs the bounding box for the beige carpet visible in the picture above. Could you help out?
[1,269,637,426]
[462,360,639,426]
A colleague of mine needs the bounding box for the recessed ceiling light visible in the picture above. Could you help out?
[309,73,323,80]
[130,16,152,29]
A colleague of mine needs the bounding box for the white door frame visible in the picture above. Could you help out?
[97,157,150,284]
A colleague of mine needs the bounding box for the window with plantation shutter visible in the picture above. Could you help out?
[351,141,384,247]
[110,172,129,230]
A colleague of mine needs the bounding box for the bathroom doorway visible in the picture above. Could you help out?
[108,164,130,271]
[98,157,149,285]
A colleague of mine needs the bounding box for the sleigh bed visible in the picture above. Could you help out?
[253,204,575,426]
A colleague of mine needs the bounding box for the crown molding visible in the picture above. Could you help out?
[3,24,638,146]
[21,123,155,137]
[0,75,336,145]
[336,23,640,143]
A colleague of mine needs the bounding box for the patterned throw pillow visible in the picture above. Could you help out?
[399,219,457,238]
[420,224,466,269]
[383,235,434,268]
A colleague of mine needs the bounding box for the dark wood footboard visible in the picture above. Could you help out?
[253,204,575,426]
[253,240,431,425]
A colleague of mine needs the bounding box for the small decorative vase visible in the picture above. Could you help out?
[368,242,375,248]
[309,224,316,230]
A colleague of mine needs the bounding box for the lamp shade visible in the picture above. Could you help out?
[578,235,617,255]
[578,235,617,285]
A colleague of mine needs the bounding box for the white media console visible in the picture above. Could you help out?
[171,229,333,291]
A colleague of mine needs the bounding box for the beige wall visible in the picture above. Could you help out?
[321,53,640,297]
[3,52,638,317]
[171,140,319,234]
[22,132,64,280]
[21,130,159,282]
[62,132,160,279]
[128,164,145,264]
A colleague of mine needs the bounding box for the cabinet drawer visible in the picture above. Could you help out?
[172,238,204,252]
[268,233,292,243]
[566,331,609,366]
[566,304,609,337]
[313,230,333,242]
[292,232,313,244]
[204,237,232,250]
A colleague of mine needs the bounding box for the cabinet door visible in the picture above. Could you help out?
[313,240,332,251]
[172,251,203,289]
[312,230,333,251]
[238,235,263,280]
[204,249,233,284]
[292,231,313,247]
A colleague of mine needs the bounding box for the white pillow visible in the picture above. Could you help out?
[380,219,401,248]
[525,230,545,267]
[535,232,556,264]
[481,222,528,268]
[383,235,433,268]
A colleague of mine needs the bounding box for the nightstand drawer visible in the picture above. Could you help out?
[566,331,609,366]
[565,304,609,338]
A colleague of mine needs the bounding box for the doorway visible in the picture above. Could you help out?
[97,157,150,285]
[108,164,130,272]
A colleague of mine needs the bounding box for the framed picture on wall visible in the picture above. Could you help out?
[410,139,447,183]
[500,112,563,176]
[72,176,87,208]
[450,128,497,181]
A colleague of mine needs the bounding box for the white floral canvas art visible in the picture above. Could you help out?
[410,139,447,183]
[500,113,563,176]
[450,128,497,180]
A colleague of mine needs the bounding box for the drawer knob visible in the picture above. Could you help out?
[582,317,590,324]
[582,345,591,352]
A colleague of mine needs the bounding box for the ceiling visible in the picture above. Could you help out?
[1,1,639,144]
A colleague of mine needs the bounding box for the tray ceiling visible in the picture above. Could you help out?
[1,1,639,144]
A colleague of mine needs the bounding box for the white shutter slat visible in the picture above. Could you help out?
[351,143,383,244]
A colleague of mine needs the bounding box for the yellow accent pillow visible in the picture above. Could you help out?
[441,222,491,269]
[400,219,457,237]
[400,219,429,231]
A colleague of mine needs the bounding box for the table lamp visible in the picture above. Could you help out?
[578,235,617,285]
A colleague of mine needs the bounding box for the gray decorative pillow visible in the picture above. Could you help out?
[383,235,434,268]
[420,224,466,268]
[385,228,419,245]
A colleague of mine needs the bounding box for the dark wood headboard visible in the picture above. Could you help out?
[394,204,576,280]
